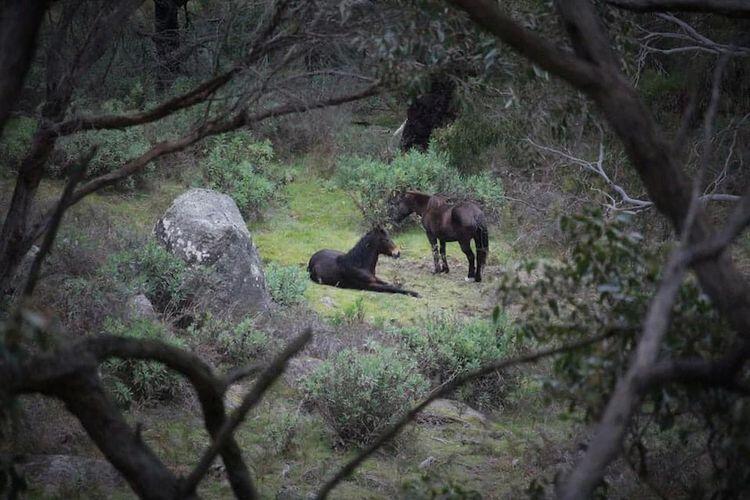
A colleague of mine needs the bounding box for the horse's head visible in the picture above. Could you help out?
[388,192,418,223]
[368,226,400,258]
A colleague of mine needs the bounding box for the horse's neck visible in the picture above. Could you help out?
[344,240,379,271]
[411,193,433,216]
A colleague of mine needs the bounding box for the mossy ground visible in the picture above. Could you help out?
[251,175,514,325]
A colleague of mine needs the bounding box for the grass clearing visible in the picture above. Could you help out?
[251,173,514,324]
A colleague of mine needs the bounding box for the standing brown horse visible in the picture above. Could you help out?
[390,191,489,282]
[307,227,420,297]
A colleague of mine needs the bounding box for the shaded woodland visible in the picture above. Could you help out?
[1,0,750,498]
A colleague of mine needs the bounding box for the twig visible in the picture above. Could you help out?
[21,147,95,297]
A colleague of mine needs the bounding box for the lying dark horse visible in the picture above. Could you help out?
[307,227,420,297]
[391,191,488,282]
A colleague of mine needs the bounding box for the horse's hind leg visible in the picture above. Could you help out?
[439,240,449,273]
[427,233,441,273]
[459,239,475,280]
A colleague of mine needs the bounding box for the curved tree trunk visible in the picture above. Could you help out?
[400,74,457,152]
[153,0,182,89]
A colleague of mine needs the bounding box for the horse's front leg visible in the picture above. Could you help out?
[367,282,420,297]
[439,240,449,273]
[427,233,441,274]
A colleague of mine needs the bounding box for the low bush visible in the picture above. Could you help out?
[265,262,308,306]
[54,100,151,190]
[391,312,514,409]
[330,297,365,326]
[333,149,503,224]
[203,132,278,219]
[186,314,277,366]
[102,241,188,312]
[0,116,37,172]
[101,318,186,406]
[431,114,503,172]
[305,344,428,446]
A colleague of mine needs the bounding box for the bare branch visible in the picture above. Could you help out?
[645,342,750,391]
[315,329,622,499]
[53,71,236,136]
[606,0,750,16]
[21,148,95,298]
[181,328,313,498]
[27,82,381,244]
[447,0,601,91]
[527,137,653,211]
[637,13,750,57]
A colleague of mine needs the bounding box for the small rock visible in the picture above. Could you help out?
[419,456,436,469]
[320,296,336,308]
[125,294,157,321]
[418,399,488,426]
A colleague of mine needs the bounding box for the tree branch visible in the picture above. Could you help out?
[606,0,750,16]
[27,82,381,244]
[181,328,312,498]
[557,55,729,500]
[21,148,95,298]
[447,0,602,92]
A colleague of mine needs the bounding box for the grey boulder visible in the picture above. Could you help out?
[154,188,269,319]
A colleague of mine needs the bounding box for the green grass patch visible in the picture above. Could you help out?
[251,174,514,325]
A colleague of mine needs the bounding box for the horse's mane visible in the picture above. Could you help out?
[341,230,380,268]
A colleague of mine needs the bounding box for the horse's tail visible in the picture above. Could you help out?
[307,257,317,282]
[475,218,489,270]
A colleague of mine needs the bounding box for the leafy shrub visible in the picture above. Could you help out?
[203,132,278,219]
[0,116,36,172]
[499,208,748,496]
[186,314,277,366]
[265,409,299,455]
[265,262,308,306]
[330,297,365,326]
[391,313,514,409]
[305,344,428,446]
[102,318,185,406]
[431,114,502,172]
[54,100,151,190]
[102,241,187,311]
[333,149,503,224]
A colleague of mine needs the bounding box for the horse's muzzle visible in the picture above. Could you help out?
[390,247,401,258]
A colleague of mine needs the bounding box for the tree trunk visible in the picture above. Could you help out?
[153,0,182,90]
[400,74,457,152]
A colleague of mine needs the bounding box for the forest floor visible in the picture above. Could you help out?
[13,166,649,499]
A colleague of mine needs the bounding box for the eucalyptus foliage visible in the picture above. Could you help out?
[500,209,749,495]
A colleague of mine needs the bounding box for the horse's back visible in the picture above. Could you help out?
[308,249,344,284]
[451,202,484,229]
